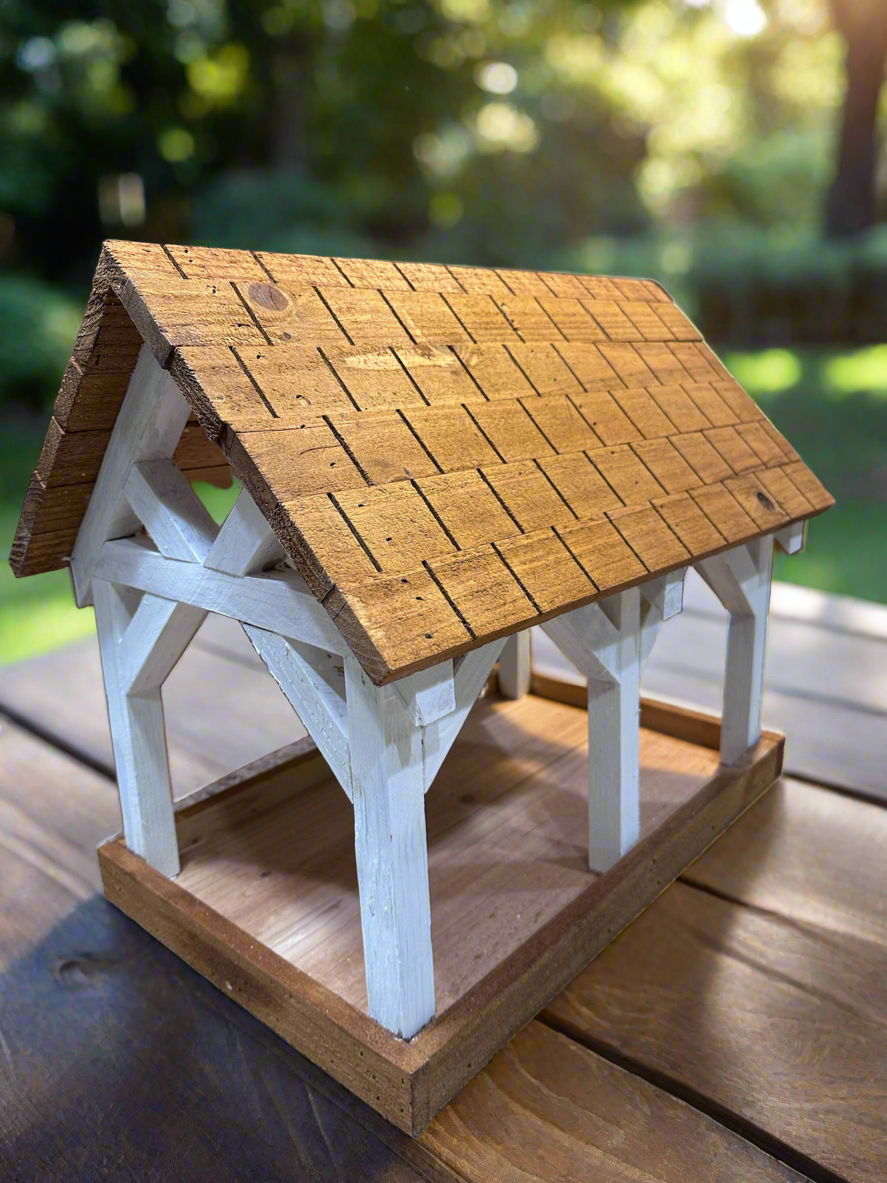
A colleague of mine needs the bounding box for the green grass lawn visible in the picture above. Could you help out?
[1,345,885,666]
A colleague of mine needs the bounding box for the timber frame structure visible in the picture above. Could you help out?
[11,242,833,1125]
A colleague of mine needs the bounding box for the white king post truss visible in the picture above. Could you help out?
[73,345,802,1042]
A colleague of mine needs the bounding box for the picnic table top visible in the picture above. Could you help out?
[1,569,886,1182]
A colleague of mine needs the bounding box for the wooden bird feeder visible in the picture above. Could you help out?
[11,241,834,1134]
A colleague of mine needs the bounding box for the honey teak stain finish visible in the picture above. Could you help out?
[10,241,833,1133]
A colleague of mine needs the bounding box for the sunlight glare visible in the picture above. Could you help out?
[721,0,767,36]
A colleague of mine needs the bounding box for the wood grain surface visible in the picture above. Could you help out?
[543,877,887,1182]
[533,567,887,798]
[1,586,884,1178]
[421,1021,807,1183]
[98,693,782,1134]
[11,240,833,684]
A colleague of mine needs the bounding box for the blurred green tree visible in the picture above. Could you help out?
[823,0,887,237]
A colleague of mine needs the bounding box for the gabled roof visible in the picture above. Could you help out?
[11,240,833,682]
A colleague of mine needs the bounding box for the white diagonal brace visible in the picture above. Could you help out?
[542,601,620,684]
[244,626,352,799]
[96,538,345,654]
[393,660,456,727]
[423,639,506,791]
[696,537,773,764]
[94,578,180,877]
[638,568,686,668]
[345,655,435,1039]
[121,593,207,696]
[205,487,284,576]
[72,344,191,606]
[124,458,219,562]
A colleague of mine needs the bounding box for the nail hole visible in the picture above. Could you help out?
[425,632,432,638]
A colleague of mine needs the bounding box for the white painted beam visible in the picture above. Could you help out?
[94,578,180,877]
[498,631,531,699]
[72,345,191,606]
[345,655,435,1038]
[124,458,218,563]
[696,537,773,764]
[95,538,345,655]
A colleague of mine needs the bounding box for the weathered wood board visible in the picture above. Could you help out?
[98,687,783,1134]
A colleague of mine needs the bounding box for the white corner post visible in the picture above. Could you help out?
[93,578,193,877]
[71,347,508,1037]
[345,655,435,1038]
[542,587,642,873]
[696,536,774,765]
[499,630,531,699]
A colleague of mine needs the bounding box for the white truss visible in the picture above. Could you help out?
[76,345,775,1037]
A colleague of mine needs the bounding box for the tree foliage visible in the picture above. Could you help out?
[0,0,883,406]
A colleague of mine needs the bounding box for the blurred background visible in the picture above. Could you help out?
[2,0,886,664]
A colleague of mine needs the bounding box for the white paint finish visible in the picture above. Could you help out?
[205,488,284,576]
[543,590,642,873]
[393,660,456,727]
[542,603,619,685]
[93,578,180,876]
[95,538,345,655]
[696,538,774,765]
[423,639,507,792]
[498,631,531,699]
[72,345,192,606]
[774,520,806,555]
[121,594,207,695]
[642,568,686,621]
[124,459,219,562]
[244,626,352,800]
[345,655,435,1038]
[638,568,686,669]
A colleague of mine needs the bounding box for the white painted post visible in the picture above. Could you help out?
[94,578,180,876]
[586,588,640,873]
[543,588,641,873]
[498,631,531,699]
[345,655,435,1039]
[696,537,773,765]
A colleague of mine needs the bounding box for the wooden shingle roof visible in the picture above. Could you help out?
[11,240,833,682]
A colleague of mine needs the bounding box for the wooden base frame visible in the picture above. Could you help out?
[98,683,783,1136]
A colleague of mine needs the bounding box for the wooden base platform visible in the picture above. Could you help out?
[98,686,783,1135]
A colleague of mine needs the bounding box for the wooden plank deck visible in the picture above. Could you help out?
[1,576,886,1181]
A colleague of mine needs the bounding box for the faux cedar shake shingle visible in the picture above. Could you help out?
[10,240,833,683]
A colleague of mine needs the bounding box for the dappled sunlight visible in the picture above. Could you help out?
[0,587,94,666]
[822,346,887,397]
[725,348,803,394]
